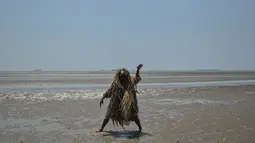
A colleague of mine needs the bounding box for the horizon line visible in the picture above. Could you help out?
[1,69,255,72]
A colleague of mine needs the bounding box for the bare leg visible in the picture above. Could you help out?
[133,116,142,132]
[98,119,109,132]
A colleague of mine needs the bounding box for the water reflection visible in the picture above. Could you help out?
[1,80,255,92]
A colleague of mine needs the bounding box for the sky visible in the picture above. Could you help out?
[0,0,255,71]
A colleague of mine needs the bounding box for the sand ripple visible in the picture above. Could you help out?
[0,88,173,101]
[0,87,233,106]
[0,89,106,102]
[149,98,225,105]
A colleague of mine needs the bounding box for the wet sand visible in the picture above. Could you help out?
[0,71,255,142]
[1,85,255,143]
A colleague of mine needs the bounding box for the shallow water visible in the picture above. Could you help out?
[0,80,255,102]
[1,79,255,92]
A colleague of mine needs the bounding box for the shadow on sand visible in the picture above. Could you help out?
[103,130,153,139]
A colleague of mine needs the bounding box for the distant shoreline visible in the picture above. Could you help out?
[1,71,255,87]
[1,79,255,87]
[1,70,255,74]
[1,68,255,72]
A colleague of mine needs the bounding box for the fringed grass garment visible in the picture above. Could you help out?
[102,68,141,128]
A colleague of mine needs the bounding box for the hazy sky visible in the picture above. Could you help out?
[0,0,254,71]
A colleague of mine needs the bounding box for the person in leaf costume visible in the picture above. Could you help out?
[98,64,143,132]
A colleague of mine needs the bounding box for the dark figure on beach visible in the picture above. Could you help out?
[98,64,143,132]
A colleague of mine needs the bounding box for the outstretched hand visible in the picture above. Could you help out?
[137,64,143,70]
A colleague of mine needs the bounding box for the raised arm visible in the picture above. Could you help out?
[133,64,143,85]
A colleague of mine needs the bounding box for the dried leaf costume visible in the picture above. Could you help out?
[99,66,142,132]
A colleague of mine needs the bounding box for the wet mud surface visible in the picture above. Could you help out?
[1,85,255,142]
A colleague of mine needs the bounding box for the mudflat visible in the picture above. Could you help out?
[1,84,255,143]
[1,71,255,86]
